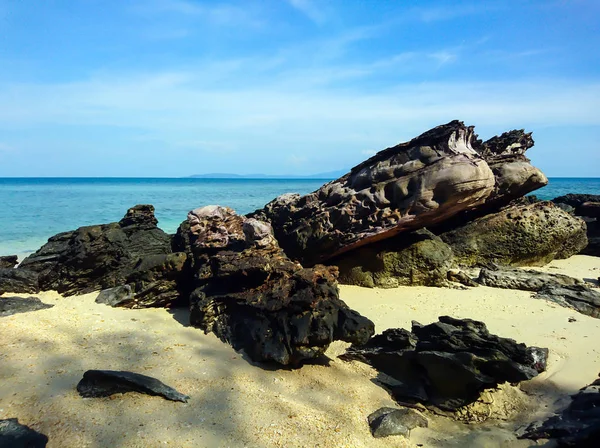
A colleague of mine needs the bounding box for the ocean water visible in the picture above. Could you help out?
[0,177,598,257]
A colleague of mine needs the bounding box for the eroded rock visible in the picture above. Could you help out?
[477,265,584,291]
[367,407,428,438]
[0,255,18,269]
[534,285,600,319]
[0,296,54,317]
[0,268,39,295]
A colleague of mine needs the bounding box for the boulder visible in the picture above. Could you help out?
[186,206,375,366]
[0,418,48,447]
[553,195,600,256]
[340,316,548,411]
[477,265,585,291]
[0,268,39,295]
[251,121,496,266]
[579,202,600,218]
[534,285,600,319]
[0,255,18,269]
[552,193,600,212]
[367,407,428,438]
[582,218,600,257]
[0,296,54,317]
[333,229,454,288]
[440,201,588,267]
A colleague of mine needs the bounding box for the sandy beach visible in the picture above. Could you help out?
[1,255,599,447]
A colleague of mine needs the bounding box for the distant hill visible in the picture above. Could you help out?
[187,169,347,179]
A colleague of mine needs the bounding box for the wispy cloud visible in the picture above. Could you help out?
[286,0,326,24]
[412,3,503,23]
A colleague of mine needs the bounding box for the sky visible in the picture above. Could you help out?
[0,0,598,177]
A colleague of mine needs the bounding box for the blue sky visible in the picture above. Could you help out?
[0,0,598,177]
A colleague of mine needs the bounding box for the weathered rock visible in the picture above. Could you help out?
[441,202,588,267]
[0,268,39,295]
[96,285,134,307]
[76,370,189,402]
[520,379,600,446]
[447,269,479,287]
[251,121,496,266]
[0,418,48,447]
[0,255,18,269]
[367,407,428,438]
[0,296,54,317]
[582,218,600,257]
[553,194,600,212]
[340,316,547,411]
[579,202,600,218]
[477,265,584,291]
[534,285,600,318]
[18,205,173,297]
[334,229,454,288]
[187,206,375,366]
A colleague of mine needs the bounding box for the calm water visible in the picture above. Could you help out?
[0,177,598,256]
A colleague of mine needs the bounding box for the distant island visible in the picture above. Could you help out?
[187,169,347,179]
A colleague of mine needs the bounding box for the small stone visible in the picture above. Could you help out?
[367,407,428,438]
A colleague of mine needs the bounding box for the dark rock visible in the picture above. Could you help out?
[334,229,454,288]
[186,206,375,366]
[554,202,576,214]
[579,202,600,218]
[96,285,134,307]
[118,204,159,227]
[534,285,600,318]
[477,265,584,291]
[447,269,479,287]
[367,407,428,438]
[0,255,18,269]
[76,370,189,402]
[0,418,48,447]
[520,380,600,447]
[0,296,54,317]
[0,268,39,295]
[251,121,496,266]
[552,194,600,211]
[441,202,588,267]
[341,316,547,411]
[581,218,599,257]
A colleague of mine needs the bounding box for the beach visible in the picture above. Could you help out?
[1,255,598,448]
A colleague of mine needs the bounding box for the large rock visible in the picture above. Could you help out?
[340,316,548,411]
[0,268,39,295]
[0,255,18,269]
[440,201,588,267]
[186,206,375,366]
[334,229,454,288]
[477,265,585,291]
[553,194,600,212]
[251,121,496,266]
[534,285,600,319]
[0,418,48,447]
[553,194,600,257]
[18,205,173,297]
[0,296,54,317]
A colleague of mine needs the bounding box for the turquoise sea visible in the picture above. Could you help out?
[0,177,599,257]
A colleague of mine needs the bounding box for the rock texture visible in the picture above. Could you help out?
[477,265,585,291]
[334,229,454,288]
[553,194,600,213]
[341,316,547,411]
[553,194,600,257]
[0,255,18,269]
[0,418,48,447]
[440,202,588,267]
[185,206,375,366]
[0,296,54,317]
[520,379,600,446]
[0,268,39,295]
[367,407,428,438]
[77,370,190,402]
[534,285,600,319]
[251,121,496,266]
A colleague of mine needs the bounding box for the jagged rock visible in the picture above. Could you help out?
[553,194,600,212]
[334,229,454,288]
[440,202,588,267]
[0,268,39,295]
[0,418,48,447]
[534,285,600,318]
[477,265,584,291]
[0,255,18,269]
[0,296,54,317]
[520,379,600,446]
[76,370,189,402]
[447,269,479,287]
[251,121,496,266]
[367,407,428,438]
[186,206,375,366]
[582,218,600,257]
[340,316,548,411]
[96,285,134,307]
[18,205,173,297]
[579,202,600,218]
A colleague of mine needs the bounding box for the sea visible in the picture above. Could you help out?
[0,177,599,257]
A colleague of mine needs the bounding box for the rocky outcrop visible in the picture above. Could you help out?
[77,370,189,402]
[440,202,588,267]
[553,194,600,212]
[553,194,600,257]
[520,379,600,446]
[252,121,496,266]
[367,407,428,438]
[0,296,54,317]
[0,255,18,269]
[334,229,454,288]
[580,202,600,218]
[185,206,375,366]
[0,418,48,447]
[0,268,39,295]
[477,265,585,291]
[534,285,600,319]
[340,316,548,411]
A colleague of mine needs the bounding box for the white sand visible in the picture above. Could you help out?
[1,255,599,447]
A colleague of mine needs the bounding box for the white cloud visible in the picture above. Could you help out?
[286,0,326,24]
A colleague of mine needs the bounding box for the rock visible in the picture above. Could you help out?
[334,229,454,288]
[520,380,600,446]
[447,269,479,287]
[0,296,54,317]
[18,205,173,297]
[579,202,600,218]
[477,265,584,291]
[367,407,428,438]
[582,218,600,257]
[341,316,547,411]
[0,418,48,447]
[76,370,189,402]
[251,121,496,266]
[534,285,600,318]
[0,255,18,268]
[186,206,375,366]
[96,285,134,307]
[440,201,588,267]
[553,193,600,212]
[0,268,39,295]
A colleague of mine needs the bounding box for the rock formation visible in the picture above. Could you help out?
[0,296,54,317]
[0,255,18,269]
[534,285,600,319]
[367,407,428,438]
[0,268,39,295]
[553,194,600,257]
[340,316,548,411]
[184,206,375,366]
[477,265,585,291]
[0,418,48,447]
